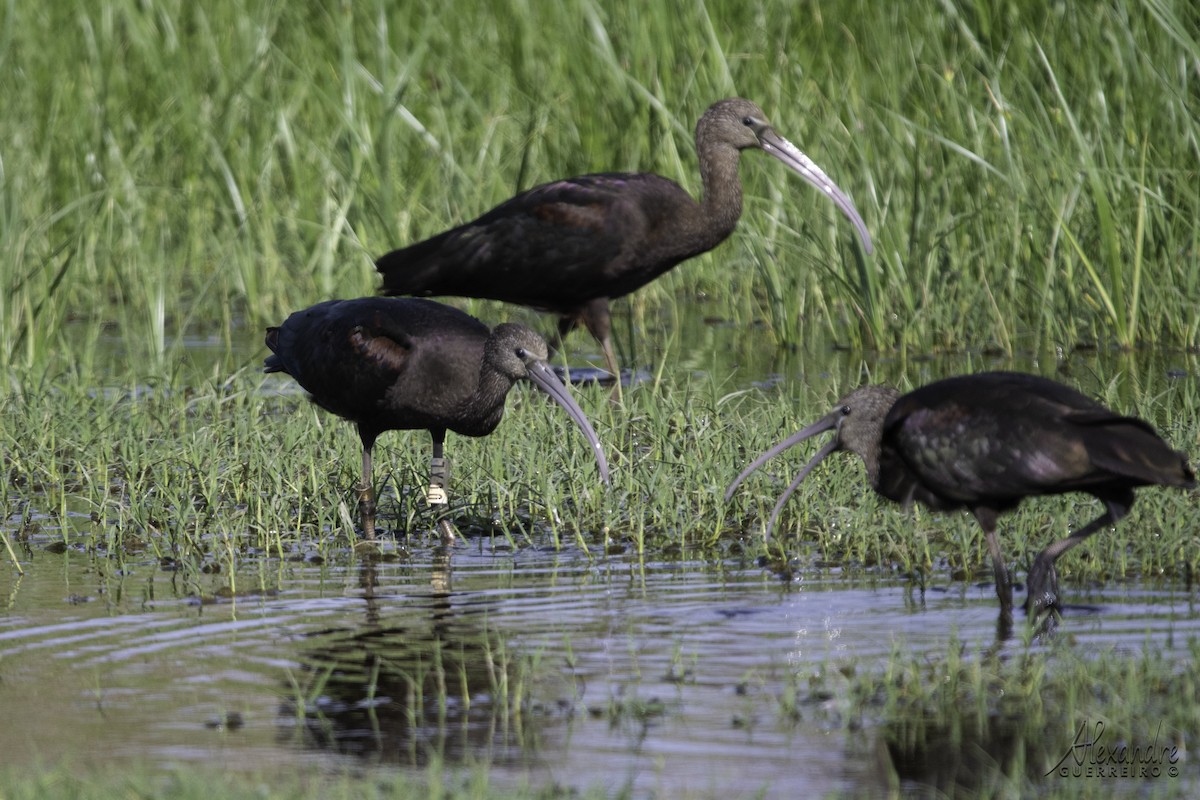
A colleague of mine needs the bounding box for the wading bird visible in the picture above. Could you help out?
[265,297,610,541]
[725,372,1194,622]
[375,98,873,379]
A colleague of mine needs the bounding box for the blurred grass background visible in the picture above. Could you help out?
[3,0,1197,569]
[3,0,1198,372]
[2,6,1198,796]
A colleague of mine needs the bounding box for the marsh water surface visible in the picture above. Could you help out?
[3,539,1199,797]
[2,315,1198,797]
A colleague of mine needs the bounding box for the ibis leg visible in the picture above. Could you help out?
[427,440,449,508]
[1025,496,1129,618]
[427,437,456,545]
[973,508,1012,611]
[359,442,377,541]
[598,334,620,387]
[577,297,622,387]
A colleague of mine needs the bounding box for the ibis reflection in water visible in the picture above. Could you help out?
[265,297,609,541]
[278,558,552,766]
[375,98,873,379]
[726,372,1195,627]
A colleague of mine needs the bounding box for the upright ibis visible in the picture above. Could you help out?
[375,98,873,379]
[264,297,610,541]
[726,372,1194,620]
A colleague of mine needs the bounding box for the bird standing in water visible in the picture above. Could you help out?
[375,98,873,380]
[726,372,1194,627]
[265,297,609,541]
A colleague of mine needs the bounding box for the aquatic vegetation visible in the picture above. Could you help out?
[3,0,1198,368]
[809,637,1198,798]
[1,0,1198,796]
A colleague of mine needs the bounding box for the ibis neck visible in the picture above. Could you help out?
[863,448,883,488]
[452,363,512,437]
[694,137,745,250]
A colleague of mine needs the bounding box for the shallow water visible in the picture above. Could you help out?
[4,315,1199,796]
[1,537,1197,796]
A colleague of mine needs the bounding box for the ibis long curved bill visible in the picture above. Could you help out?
[724,373,1196,625]
[725,407,846,539]
[375,98,874,382]
[264,298,610,542]
[758,127,873,254]
[523,359,610,484]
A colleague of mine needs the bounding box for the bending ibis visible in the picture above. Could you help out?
[375,98,873,379]
[264,297,610,541]
[726,372,1194,619]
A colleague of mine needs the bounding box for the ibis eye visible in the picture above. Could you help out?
[742,116,754,126]
[840,405,852,416]
[515,347,528,359]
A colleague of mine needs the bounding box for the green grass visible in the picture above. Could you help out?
[805,636,1199,798]
[1,363,1196,795]
[2,1,1199,796]
[3,0,1198,367]
[2,348,1196,589]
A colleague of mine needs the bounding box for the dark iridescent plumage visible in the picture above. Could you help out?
[727,372,1194,623]
[265,297,609,540]
[376,98,873,378]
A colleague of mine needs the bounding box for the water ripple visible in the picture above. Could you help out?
[1,546,1197,797]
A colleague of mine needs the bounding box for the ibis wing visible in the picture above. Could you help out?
[266,298,488,424]
[885,371,1192,502]
[1070,411,1195,489]
[885,374,1099,502]
[376,174,690,310]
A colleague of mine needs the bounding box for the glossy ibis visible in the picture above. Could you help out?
[264,297,610,541]
[375,98,873,379]
[726,372,1194,619]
